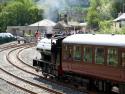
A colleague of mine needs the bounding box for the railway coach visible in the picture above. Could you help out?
[33,34,125,94]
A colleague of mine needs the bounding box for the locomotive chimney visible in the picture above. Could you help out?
[64,14,68,24]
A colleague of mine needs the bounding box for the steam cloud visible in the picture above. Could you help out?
[37,0,89,22]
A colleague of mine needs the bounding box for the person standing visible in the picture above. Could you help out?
[35,30,41,42]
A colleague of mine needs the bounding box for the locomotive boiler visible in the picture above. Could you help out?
[33,34,125,94]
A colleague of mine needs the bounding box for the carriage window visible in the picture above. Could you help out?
[67,46,73,61]
[63,44,73,61]
[122,52,125,67]
[107,48,118,66]
[95,48,104,64]
[63,44,67,60]
[73,45,81,61]
[83,47,92,63]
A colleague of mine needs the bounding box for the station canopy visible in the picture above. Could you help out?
[113,13,125,22]
[29,19,56,27]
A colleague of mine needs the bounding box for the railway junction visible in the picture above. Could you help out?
[0,41,88,94]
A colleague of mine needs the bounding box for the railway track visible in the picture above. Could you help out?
[0,42,88,94]
[11,46,88,94]
[0,42,34,52]
[0,68,44,94]
[0,43,36,94]
[7,47,62,94]
[0,42,17,49]
[6,46,86,94]
[0,43,62,94]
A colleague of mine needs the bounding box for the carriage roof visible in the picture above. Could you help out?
[62,34,125,47]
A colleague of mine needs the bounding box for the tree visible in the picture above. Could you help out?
[0,0,43,32]
[111,0,124,18]
[87,0,113,31]
[87,0,101,30]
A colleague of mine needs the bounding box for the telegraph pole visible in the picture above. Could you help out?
[123,0,125,13]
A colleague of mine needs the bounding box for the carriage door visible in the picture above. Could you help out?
[120,51,125,94]
[122,51,125,67]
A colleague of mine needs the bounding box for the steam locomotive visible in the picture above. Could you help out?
[33,34,125,94]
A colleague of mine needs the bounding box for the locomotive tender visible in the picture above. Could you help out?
[33,34,125,93]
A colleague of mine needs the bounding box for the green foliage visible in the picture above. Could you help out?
[111,0,123,17]
[0,0,43,32]
[87,8,100,29]
[98,20,113,34]
[69,6,87,21]
[117,27,125,34]
[97,21,125,34]
[87,0,125,34]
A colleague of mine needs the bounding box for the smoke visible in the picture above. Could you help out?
[37,0,67,21]
[37,0,89,22]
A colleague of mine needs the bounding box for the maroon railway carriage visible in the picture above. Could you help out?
[33,34,125,94]
[62,34,125,93]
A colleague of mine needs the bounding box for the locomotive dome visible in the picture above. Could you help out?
[63,34,125,47]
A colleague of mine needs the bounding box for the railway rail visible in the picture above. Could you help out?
[15,46,88,94]
[0,43,36,94]
[7,47,62,94]
[6,45,86,94]
[0,42,17,49]
[0,42,33,52]
[0,42,88,94]
[0,43,63,94]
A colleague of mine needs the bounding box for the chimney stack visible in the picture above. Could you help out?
[64,14,68,24]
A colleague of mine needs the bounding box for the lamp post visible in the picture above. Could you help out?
[25,23,28,35]
[5,13,7,32]
[37,11,41,31]
[122,0,125,13]
[123,3,125,13]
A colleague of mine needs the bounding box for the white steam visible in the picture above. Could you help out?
[37,0,89,21]
[37,0,68,21]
